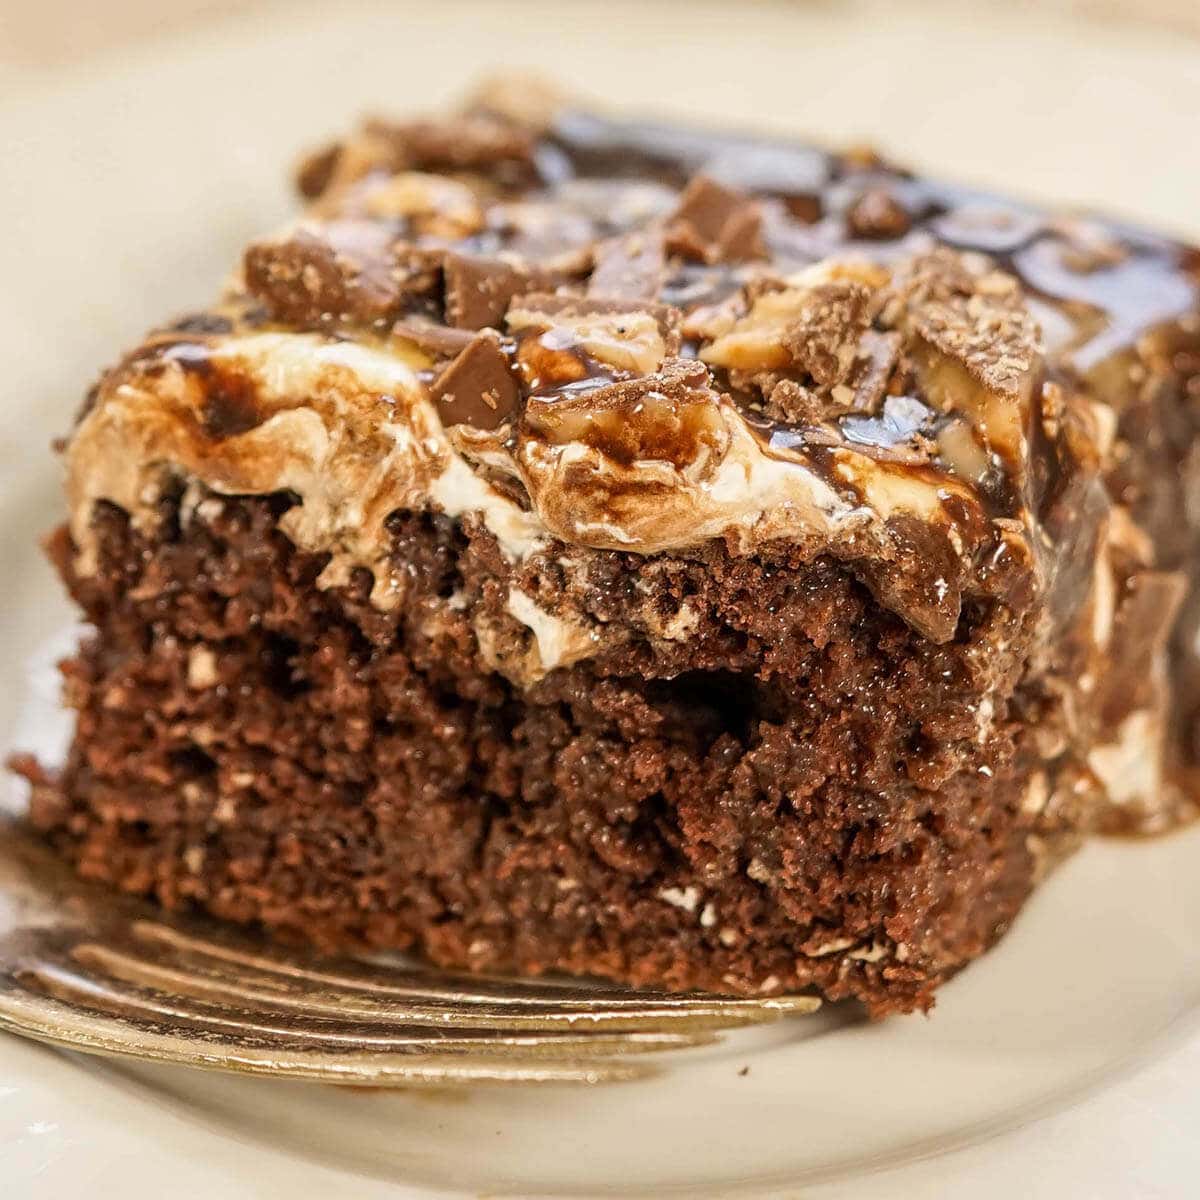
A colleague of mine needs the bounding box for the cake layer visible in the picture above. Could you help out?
[27,490,1042,1015]
[16,85,1200,1012]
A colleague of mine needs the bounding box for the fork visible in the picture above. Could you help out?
[0,818,818,1085]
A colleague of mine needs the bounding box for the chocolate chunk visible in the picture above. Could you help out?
[890,251,1040,400]
[781,282,873,388]
[391,319,477,360]
[761,380,825,425]
[843,329,902,413]
[363,114,539,186]
[890,247,979,306]
[718,206,768,261]
[293,114,539,203]
[244,222,434,326]
[245,229,344,323]
[444,253,556,330]
[846,188,912,240]
[854,514,970,643]
[295,141,343,200]
[588,228,668,301]
[711,276,889,420]
[163,312,235,336]
[700,277,873,380]
[430,333,520,430]
[912,292,1037,399]
[665,175,767,264]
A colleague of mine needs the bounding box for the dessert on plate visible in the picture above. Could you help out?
[13,83,1200,1016]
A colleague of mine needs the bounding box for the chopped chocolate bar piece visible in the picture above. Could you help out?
[364,113,538,176]
[665,174,766,263]
[18,86,1200,1021]
[243,221,417,325]
[846,186,913,240]
[588,228,668,300]
[699,271,879,395]
[431,332,520,429]
[296,112,539,201]
[782,281,873,386]
[443,252,556,330]
[391,317,477,360]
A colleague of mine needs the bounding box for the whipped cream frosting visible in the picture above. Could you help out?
[68,332,546,605]
[68,323,990,615]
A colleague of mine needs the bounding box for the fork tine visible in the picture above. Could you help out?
[132,920,814,1010]
[17,957,717,1057]
[0,818,820,1085]
[0,985,650,1085]
[73,940,817,1032]
[132,920,818,1015]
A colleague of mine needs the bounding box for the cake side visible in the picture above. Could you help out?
[16,86,1200,1013]
[29,489,1038,1014]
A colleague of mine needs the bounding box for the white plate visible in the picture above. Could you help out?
[3,3,1200,1196]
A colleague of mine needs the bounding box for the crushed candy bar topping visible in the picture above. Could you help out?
[68,85,1200,677]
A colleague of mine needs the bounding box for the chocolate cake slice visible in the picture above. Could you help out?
[16,84,1200,1015]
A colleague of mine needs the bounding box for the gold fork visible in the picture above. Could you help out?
[0,818,818,1085]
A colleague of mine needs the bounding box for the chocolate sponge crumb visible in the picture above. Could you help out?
[22,489,1046,1017]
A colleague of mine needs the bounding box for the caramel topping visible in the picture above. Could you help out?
[67,91,1200,680]
[507,294,682,384]
[522,359,722,468]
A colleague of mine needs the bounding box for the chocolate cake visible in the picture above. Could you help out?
[14,82,1200,1016]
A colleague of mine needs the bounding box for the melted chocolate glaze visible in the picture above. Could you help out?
[547,108,1199,367]
[72,99,1200,826]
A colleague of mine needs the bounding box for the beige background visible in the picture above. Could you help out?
[3,0,1200,531]
[1,4,1199,1197]
[5,0,1200,435]
[2,0,1200,67]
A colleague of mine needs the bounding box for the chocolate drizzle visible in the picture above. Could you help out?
[67,92,1200,828]
[41,89,1200,1058]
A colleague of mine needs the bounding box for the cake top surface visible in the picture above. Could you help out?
[66,81,1200,647]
